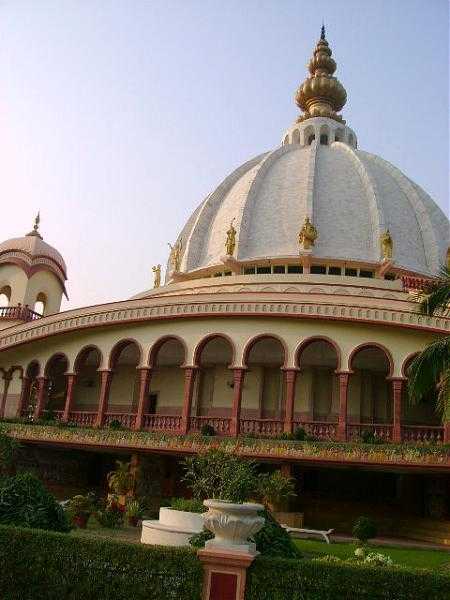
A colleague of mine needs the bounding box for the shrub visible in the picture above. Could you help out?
[66,493,96,527]
[255,470,296,511]
[170,497,205,513]
[107,460,134,495]
[361,430,383,444]
[200,424,216,436]
[0,524,203,599]
[0,472,70,532]
[246,556,450,600]
[352,516,377,543]
[0,431,18,476]
[182,449,257,503]
[109,419,123,430]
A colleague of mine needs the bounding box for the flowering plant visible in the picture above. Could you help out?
[363,552,393,567]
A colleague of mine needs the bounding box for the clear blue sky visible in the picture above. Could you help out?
[0,0,448,309]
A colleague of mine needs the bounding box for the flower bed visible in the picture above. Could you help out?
[1,422,449,467]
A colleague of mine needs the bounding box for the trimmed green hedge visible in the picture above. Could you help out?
[245,556,450,600]
[0,525,203,600]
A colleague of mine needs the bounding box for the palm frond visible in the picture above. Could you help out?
[419,266,450,317]
[407,336,450,414]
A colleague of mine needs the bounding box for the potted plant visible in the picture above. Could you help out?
[182,450,265,554]
[66,493,95,528]
[125,500,143,527]
[107,460,134,507]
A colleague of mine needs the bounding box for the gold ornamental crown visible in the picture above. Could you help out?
[295,26,347,123]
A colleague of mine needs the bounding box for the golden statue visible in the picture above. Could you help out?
[298,217,318,250]
[446,246,450,271]
[225,218,237,256]
[380,230,393,260]
[168,238,183,272]
[152,264,161,288]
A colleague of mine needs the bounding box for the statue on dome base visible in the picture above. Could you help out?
[152,264,161,288]
[446,247,450,271]
[298,217,318,250]
[225,218,237,256]
[168,238,183,272]
[380,230,393,261]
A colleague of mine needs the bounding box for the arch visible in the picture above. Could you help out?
[292,129,300,144]
[242,334,287,421]
[0,285,11,307]
[348,343,393,426]
[401,352,419,378]
[108,338,143,370]
[348,343,394,376]
[283,134,289,145]
[148,335,187,368]
[334,128,345,142]
[348,133,355,147]
[146,335,187,417]
[295,336,342,371]
[74,345,104,374]
[303,124,315,147]
[26,360,41,378]
[243,334,287,368]
[319,124,330,146]
[295,337,341,422]
[194,334,236,367]
[34,292,47,316]
[19,360,40,417]
[44,353,70,414]
[72,346,102,413]
[400,351,439,426]
[194,335,235,419]
[108,339,142,415]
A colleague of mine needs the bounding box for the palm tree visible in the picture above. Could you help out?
[407,266,450,416]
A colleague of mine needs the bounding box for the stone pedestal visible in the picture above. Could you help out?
[198,548,255,600]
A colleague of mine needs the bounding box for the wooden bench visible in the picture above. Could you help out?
[282,525,334,544]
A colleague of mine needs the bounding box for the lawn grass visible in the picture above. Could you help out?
[294,538,450,571]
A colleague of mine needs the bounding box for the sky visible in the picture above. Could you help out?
[0,0,448,310]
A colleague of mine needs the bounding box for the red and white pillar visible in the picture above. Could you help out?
[283,369,298,434]
[96,369,113,427]
[181,367,198,434]
[135,367,153,430]
[337,372,350,441]
[34,376,49,420]
[0,372,12,419]
[62,373,77,422]
[391,378,404,443]
[230,368,246,437]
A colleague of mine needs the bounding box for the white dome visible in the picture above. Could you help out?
[170,119,449,280]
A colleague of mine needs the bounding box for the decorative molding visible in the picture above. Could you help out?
[0,296,448,353]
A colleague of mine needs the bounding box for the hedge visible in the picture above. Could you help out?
[245,556,450,600]
[0,525,203,600]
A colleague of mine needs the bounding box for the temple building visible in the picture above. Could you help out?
[1,28,449,542]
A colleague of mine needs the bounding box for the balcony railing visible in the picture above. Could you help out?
[0,305,41,322]
[16,409,446,444]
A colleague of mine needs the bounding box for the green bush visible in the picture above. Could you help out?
[0,472,70,532]
[182,449,257,503]
[170,497,205,513]
[352,516,378,543]
[246,556,450,600]
[0,524,203,600]
[0,431,18,476]
[200,424,216,436]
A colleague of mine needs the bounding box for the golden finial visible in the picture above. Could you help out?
[446,247,450,270]
[27,211,43,238]
[380,230,393,261]
[152,264,161,288]
[225,218,237,256]
[295,26,347,123]
[298,216,318,250]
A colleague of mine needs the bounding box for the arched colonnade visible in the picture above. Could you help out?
[7,335,444,443]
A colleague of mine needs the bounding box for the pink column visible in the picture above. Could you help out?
[16,376,30,418]
[391,378,404,443]
[135,367,153,430]
[62,374,77,422]
[283,369,298,434]
[181,367,197,435]
[95,369,112,427]
[230,368,246,437]
[337,372,350,441]
[0,372,12,419]
[34,376,49,420]
[444,423,450,444]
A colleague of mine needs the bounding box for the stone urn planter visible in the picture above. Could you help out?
[202,499,265,555]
